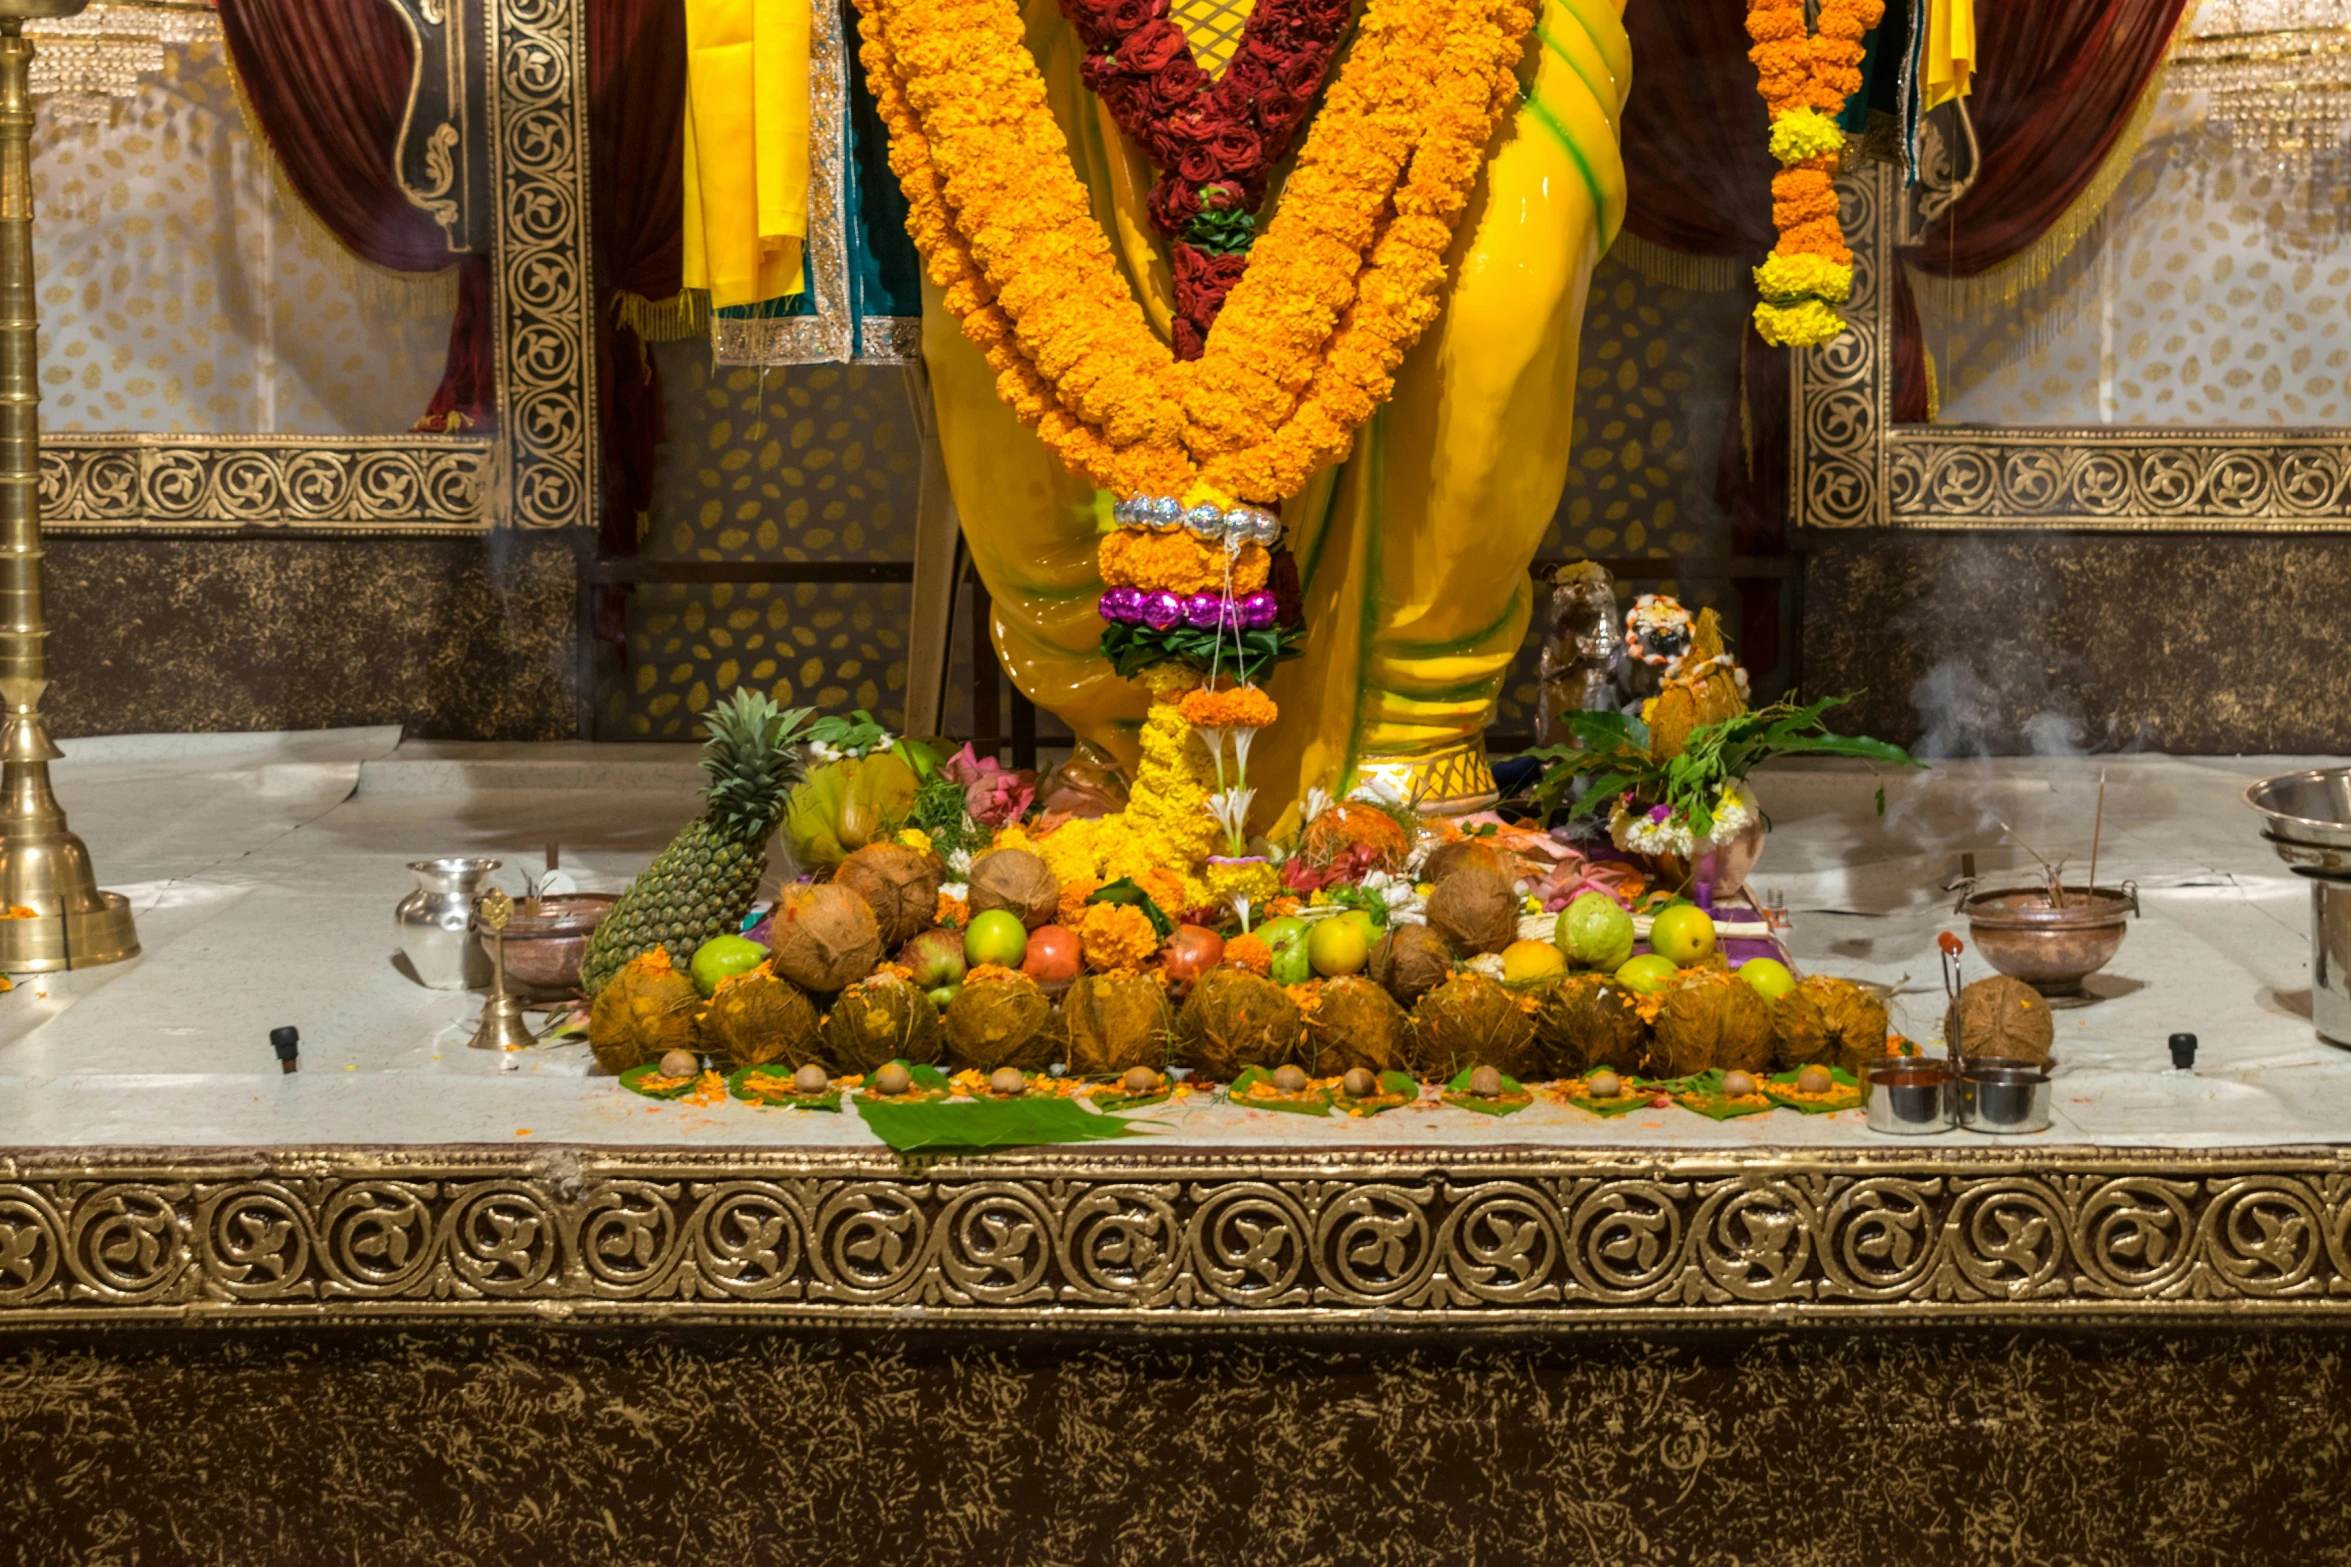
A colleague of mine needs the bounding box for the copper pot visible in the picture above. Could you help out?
[1958,883,2137,997]
[494,893,618,999]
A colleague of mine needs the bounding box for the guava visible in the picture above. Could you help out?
[1556,892,1635,972]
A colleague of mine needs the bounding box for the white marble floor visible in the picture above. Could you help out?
[0,732,2340,1151]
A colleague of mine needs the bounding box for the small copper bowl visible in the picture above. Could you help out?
[493,893,618,999]
[1959,883,2137,997]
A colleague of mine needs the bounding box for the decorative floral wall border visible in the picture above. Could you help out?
[1792,164,2351,533]
[6,1146,2351,1327]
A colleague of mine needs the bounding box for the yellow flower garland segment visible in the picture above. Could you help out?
[853,0,1538,504]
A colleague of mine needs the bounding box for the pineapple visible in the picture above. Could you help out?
[580,689,813,996]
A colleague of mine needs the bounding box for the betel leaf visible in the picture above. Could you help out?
[618,1063,701,1100]
[1763,1065,1863,1115]
[727,1065,842,1110]
[1229,1065,1332,1116]
[1670,1068,1776,1121]
[1441,1065,1531,1116]
[1099,621,1303,683]
[1088,878,1174,939]
[853,1095,1148,1151]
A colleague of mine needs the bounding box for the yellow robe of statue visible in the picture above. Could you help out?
[924,0,1631,813]
[683,0,813,307]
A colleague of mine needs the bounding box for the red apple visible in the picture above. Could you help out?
[1161,924,1225,994]
[898,927,967,991]
[1022,924,1082,995]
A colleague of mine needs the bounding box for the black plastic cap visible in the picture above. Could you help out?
[270,1026,300,1060]
[2168,1032,2197,1070]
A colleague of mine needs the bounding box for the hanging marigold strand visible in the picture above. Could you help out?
[1745,0,1883,349]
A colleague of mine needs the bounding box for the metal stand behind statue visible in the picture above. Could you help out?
[467,888,535,1051]
[0,2,136,973]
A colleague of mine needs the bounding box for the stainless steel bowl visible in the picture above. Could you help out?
[1862,1059,1953,1136]
[1959,884,2137,996]
[1955,1057,2052,1135]
[2245,768,2351,877]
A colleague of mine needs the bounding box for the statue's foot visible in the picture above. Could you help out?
[1353,740,1498,817]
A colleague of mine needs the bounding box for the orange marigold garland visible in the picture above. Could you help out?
[851,0,1535,505]
[1746,0,1883,348]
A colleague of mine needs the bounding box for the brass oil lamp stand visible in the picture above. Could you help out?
[0,2,137,972]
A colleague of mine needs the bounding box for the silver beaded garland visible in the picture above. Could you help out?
[1184,503,1225,538]
[1147,496,1183,530]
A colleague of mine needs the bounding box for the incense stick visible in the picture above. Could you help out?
[2087,770,2107,897]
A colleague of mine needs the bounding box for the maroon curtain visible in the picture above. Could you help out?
[1905,0,2193,278]
[590,0,689,562]
[1893,0,2192,417]
[1619,0,1787,683]
[218,0,494,430]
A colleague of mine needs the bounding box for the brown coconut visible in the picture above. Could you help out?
[1062,972,1175,1077]
[701,965,821,1070]
[833,841,940,949]
[1651,969,1774,1078]
[821,972,944,1074]
[1370,923,1455,1008]
[1772,975,1892,1074]
[1535,973,1650,1078]
[588,948,702,1074]
[1305,975,1411,1076]
[1178,966,1303,1080]
[767,882,883,993]
[1407,973,1540,1081]
[1425,864,1521,957]
[967,848,1061,930]
[944,969,1063,1073]
[1946,975,2055,1065]
[1423,838,1503,887]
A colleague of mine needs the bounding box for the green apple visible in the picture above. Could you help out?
[1614,953,1682,996]
[1649,903,1719,966]
[689,933,769,998]
[963,908,1029,969]
[1256,915,1309,953]
[1737,957,1797,1002]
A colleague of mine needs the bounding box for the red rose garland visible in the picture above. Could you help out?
[1057,0,1355,357]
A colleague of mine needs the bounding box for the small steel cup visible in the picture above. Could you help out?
[1862,1059,1954,1135]
[1955,1057,2053,1135]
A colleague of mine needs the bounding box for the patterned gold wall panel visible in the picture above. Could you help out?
[602,352,926,737]
[31,38,454,436]
[1493,256,1741,734]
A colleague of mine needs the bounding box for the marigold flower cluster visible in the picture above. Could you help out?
[1223,932,1274,975]
[850,0,1536,504]
[1098,529,1271,596]
[1206,857,1284,909]
[1745,0,1880,349]
[1077,901,1159,971]
[1179,685,1280,730]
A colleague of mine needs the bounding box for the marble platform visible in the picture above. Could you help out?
[0,731,2339,1151]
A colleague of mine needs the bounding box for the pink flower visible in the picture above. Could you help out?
[942,744,1036,828]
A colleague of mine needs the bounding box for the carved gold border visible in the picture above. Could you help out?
[39,434,492,536]
[1792,164,2351,533]
[8,1145,2351,1328]
[485,0,594,531]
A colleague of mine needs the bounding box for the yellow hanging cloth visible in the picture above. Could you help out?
[682,0,811,308]
[1923,0,1975,110]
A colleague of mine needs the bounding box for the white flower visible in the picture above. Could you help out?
[1348,772,1410,811]
[1231,894,1254,933]
[945,844,973,876]
[1206,785,1256,846]
[1465,952,1507,980]
[940,881,969,901]
[1359,870,1425,925]
[876,735,895,751]
[1607,782,1760,858]
[1303,785,1335,826]
[808,739,843,765]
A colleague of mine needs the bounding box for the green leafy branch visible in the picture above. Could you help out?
[1527,695,1922,838]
